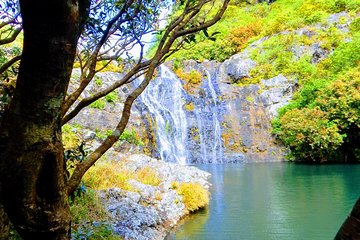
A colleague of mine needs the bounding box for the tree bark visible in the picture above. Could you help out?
[0,0,89,239]
[335,198,360,240]
[0,203,10,239]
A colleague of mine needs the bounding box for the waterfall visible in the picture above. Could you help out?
[203,69,223,162]
[138,66,189,165]
[137,65,226,164]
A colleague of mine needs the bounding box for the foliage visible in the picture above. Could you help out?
[62,124,82,149]
[175,69,202,84]
[350,17,360,33]
[119,129,144,146]
[90,99,106,109]
[95,61,124,73]
[69,189,120,240]
[229,22,262,52]
[267,6,360,163]
[104,91,118,103]
[249,32,319,82]
[184,102,195,111]
[175,68,202,94]
[273,107,344,161]
[94,77,103,86]
[328,34,360,74]
[318,26,346,51]
[83,161,133,190]
[134,166,161,186]
[172,182,209,213]
[94,129,111,140]
[83,160,161,190]
[93,128,144,146]
[161,0,360,62]
[273,67,360,162]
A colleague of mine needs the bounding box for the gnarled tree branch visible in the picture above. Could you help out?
[67,0,230,195]
[0,55,21,75]
[0,27,22,45]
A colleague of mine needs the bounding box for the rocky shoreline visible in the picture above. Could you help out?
[97,154,211,240]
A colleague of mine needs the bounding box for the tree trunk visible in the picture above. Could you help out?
[335,198,360,239]
[0,203,10,239]
[0,0,89,239]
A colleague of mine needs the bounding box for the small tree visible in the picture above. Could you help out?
[0,0,230,239]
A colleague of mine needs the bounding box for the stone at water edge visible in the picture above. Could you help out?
[97,154,211,240]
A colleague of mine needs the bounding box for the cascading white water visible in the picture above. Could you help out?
[137,65,225,164]
[203,70,223,162]
[138,66,188,164]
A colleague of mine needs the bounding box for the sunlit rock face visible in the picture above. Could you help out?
[136,11,354,164]
[67,53,296,164]
[135,56,294,164]
[98,154,211,240]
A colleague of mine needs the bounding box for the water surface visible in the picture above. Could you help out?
[167,163,360,240]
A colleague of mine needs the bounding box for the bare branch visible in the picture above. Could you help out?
[67,0,230,194]
[0,27,22,45]
[62,60,150,124]
[62,0,143,114]
[67,64,156,194]
[0,55,21,75]
[0,13,21,29]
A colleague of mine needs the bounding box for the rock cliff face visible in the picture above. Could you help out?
[136,58,293,163]
[135,11,354,163]
[69,11,353,164]
[67,70,147,154]
[67,50,294,163]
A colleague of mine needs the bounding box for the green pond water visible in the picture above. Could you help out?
[167,163,360,240]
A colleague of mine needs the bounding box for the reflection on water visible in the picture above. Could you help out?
[167,163,360,240]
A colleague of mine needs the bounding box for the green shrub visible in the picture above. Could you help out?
[350,17,360,33]
[90,99,106,109]
[70,189,120,240]
[274,107,344,162]
[148,0,358,62]
[329,34,360,73]
[318,26,346,51]
[273,67,360,162]
[119,129,144,146]
[104,92,118,103]
[62,124,81,149]
[94,77,103,86]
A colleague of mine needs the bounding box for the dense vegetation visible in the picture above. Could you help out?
[159,0,360,62]
[162,0,360,163]
[272,52,359,163]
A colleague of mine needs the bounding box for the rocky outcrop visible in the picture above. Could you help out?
[67,70,147,153]
[136,11,356,163]
[98,154,211,240]
[218,51,256,84]
[67,11,355,164]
